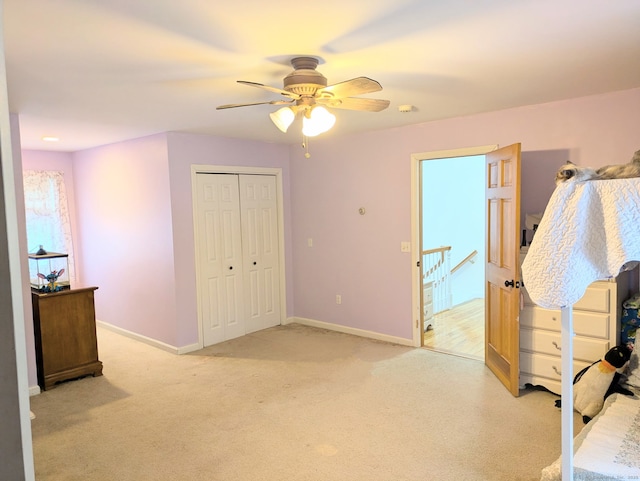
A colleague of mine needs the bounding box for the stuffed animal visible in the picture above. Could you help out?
[554,345,634,423]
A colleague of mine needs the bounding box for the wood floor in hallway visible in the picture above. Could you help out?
[423,298,484,361]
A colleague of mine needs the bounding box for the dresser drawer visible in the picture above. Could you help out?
[423,282,433,304]
[520,307,610,339]
[523,282,611,312]
[574,283,611,313]
[520,328,610,363]
[520,352,591,381]
[424,302,433,321]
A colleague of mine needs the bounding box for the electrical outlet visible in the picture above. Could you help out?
[308,238,313,247]
[336,294,342,304]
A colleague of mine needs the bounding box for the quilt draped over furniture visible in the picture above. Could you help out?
[522,179,640,310]
[522,178,640,481]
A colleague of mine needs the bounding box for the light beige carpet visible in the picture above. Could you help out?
[30,323,581,480]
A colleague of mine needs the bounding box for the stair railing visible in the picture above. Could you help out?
[422,246,452,314]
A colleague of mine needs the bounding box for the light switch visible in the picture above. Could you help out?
[308,238,313,247]
[401,241,411,253]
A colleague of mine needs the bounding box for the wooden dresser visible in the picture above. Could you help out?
[519,272,630,395]
[31,286,103,390]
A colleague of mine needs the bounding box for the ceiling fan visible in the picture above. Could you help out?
[216,56,390,137]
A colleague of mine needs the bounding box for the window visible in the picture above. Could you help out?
[23,170,76,284]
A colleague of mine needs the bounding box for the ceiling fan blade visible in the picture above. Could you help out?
[216,100,294,110]
[317,77,383,99]
[237,80,299,99]
[317,97,390,112]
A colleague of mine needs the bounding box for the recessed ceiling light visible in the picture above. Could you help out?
[42,136,60,142]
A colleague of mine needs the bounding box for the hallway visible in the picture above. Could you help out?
[423,298,484,361]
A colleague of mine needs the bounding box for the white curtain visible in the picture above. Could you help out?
[23,170,76,284]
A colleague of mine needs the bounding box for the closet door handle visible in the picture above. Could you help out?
[229,266,233,270]
[253,261,257,265]
[505,280,515,287]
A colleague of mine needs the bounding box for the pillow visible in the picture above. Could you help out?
[620,295,640,349]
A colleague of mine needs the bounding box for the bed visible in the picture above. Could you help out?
[521,178,640,481]
[540,390,640,481]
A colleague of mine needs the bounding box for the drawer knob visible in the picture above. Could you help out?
[552,341,561,351]
[552,366,561,376]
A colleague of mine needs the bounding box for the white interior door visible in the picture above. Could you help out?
[195,172,282,346]
[239,175,281,333]
[195,173,245,346]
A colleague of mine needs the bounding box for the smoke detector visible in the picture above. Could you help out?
[398,104,414,113]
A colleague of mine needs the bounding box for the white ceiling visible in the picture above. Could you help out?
[4,0,640,152]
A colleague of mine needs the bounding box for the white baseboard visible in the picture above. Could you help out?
[97,318,413,355]
[289,316,414,347]
[29,385,41,397]
[96,321,201,355]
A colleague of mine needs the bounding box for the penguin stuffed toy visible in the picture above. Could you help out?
[555,345,634,423]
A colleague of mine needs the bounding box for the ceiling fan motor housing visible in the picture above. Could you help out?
[283,57,327,96]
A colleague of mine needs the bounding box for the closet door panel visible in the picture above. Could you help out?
[239,175,281,333]
[196,174,245,346]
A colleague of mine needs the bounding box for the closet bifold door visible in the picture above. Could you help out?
[238,174,281,334]
[195,173,282,347]
[195,173,246,346]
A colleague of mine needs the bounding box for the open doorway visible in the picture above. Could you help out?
[411,147,565,370]
[420,154,487,361]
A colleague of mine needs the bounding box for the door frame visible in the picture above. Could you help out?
[410,145,498,347]
[191,165,287,349]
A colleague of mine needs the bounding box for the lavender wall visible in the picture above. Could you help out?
[520,149,570,245]
[289,88,640,340]
[71,134,179,345]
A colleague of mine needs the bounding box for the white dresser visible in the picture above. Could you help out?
[423,281,434,331]
[519,271,631,395]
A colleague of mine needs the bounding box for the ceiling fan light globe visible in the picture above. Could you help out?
[302,106,336,137]
[269,107,296,133]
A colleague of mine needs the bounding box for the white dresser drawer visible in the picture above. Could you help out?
[423,282,433,303]
[523,281,611,312]
[520,352,591,381]
[520,328,610,363]
[518,272,628,394]
[520,307,610,339]
[574,283,611,313]
[424,302,433,321]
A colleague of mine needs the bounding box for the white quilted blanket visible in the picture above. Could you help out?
[522,178,640,309]
[540,393,640,481]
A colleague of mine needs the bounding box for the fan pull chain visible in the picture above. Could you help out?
[302,135,311,158]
